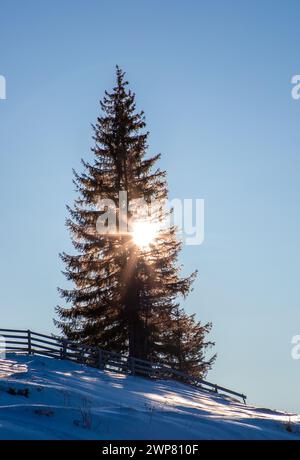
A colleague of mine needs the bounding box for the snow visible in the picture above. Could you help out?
[0,354,298,440]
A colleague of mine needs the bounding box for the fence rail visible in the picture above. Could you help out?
[0,328,246,403]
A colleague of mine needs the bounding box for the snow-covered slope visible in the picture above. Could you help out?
[0,354,298,440]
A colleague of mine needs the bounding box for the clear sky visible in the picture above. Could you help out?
[0,0,300,413]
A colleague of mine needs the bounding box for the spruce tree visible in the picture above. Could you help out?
[55,67,214,375]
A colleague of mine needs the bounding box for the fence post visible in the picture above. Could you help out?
[98,349,104,369]
[79,347,84,364]
[61,340,67,359]
[130,357,135,375]
[27,330,32,355]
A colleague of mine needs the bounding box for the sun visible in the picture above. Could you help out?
[132,221,158,249]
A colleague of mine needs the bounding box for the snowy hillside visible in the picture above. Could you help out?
[0,354,299,440]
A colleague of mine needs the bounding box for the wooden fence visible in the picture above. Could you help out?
[0,328,246,403]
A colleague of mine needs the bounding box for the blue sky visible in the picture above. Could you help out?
[0,0,300,413]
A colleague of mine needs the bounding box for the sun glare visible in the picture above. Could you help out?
[132,221,158,249]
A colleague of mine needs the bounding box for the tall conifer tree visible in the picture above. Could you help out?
[55,67,214,375]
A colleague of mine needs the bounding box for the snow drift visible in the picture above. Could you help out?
[0,354,298,440]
